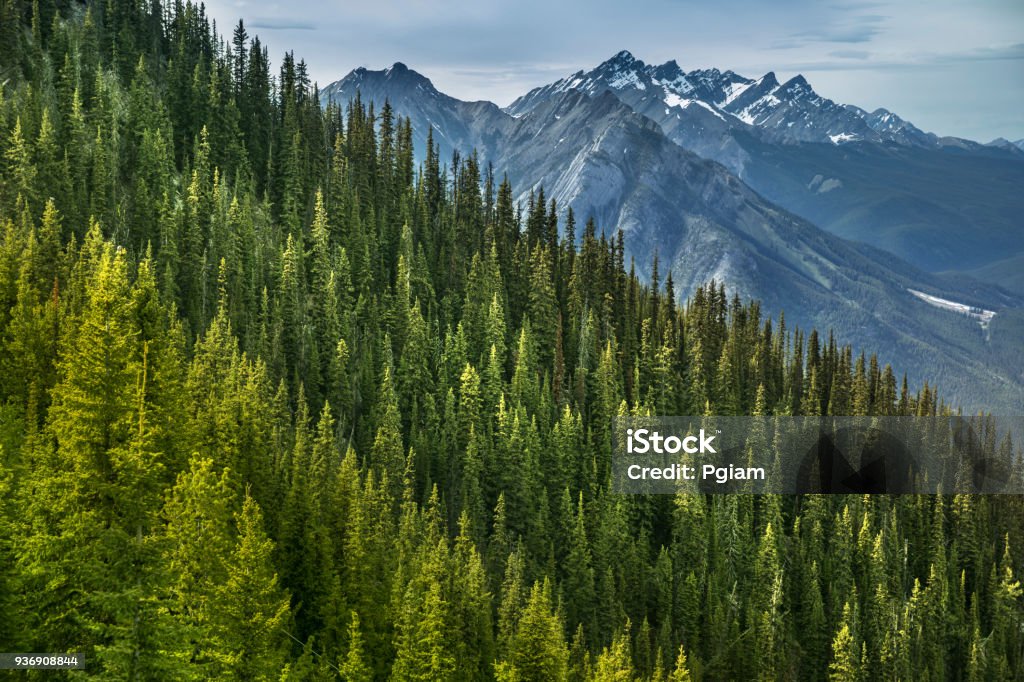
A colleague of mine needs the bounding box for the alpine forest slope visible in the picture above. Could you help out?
[1,3,1024,682]
[321,63,1024,415]
[508,50,1024,278]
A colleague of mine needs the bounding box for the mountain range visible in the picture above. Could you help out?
[319,54,1024,413]
[505,51,1024,276]
[507,50,938,147]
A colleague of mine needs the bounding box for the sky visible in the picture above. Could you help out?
[202,0,1024,142]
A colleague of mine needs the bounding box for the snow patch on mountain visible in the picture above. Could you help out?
[829,133,859,144]
[908,289,996,331]
[663,92,686,109]
[690,100,727,121]
[735,94,781,125]
[808,175,843,193]
[719,80,752,106]
[609,70,646,90]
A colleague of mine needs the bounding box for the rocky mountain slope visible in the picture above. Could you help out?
[320,62,1024,412]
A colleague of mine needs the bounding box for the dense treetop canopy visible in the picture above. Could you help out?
[0,1,1021,679]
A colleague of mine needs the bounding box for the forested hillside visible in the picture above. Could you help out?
[0,1,1022,679]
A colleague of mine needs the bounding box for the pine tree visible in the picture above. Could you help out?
[371,361,405,501]
[18,237,178,675]
[212,492,292,679]
[391,536,456,682]
[564,492,597,641]
[829,603,861,682]
[668,645,693,682]
[5,117,37,209]
[339,611,372,682]
[163,455,236,674]
[500,579,569,681]
[591,627,635,681]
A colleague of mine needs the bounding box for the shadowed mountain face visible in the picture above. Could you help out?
[506,51,1024,275]
[320,62,1024,413]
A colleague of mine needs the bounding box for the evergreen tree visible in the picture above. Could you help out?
[212,492,292,679]
[499,579,570,682]
[339,611,372,682]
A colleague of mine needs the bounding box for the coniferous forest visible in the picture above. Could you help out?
[0,1,1022,679]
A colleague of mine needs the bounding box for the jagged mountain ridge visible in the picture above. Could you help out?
[319,63,1024,412]
[507,50,937,148]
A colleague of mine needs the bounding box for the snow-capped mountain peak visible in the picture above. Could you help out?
[652,58,683,78]
[593,50,649,90]
[329,61,441,102]
[508,51,942,148]
[778,75,814,98]
[609,49,638,64]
